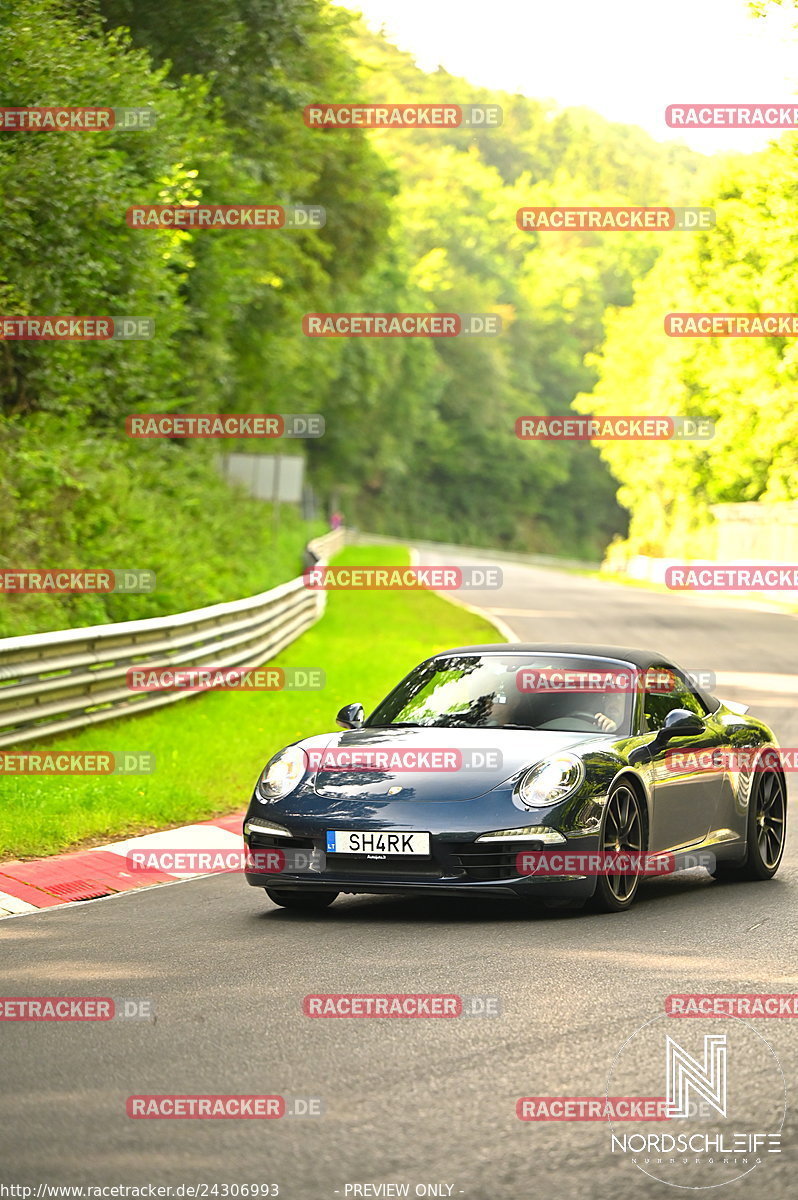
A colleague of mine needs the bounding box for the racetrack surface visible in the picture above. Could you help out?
[2,551,796,1198]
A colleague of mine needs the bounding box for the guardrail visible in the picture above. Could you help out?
[0,528,346,749]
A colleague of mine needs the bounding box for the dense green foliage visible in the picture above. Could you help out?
[578,141,798,557]
[0,413,324,635]
[0,0,383,633]
[1,0,728,637]
[337,30,701,554]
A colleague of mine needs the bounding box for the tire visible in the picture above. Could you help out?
[265,889,339,910]
[591,781,645,912]
[716,766,786,882]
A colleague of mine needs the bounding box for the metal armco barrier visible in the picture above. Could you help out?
[0,529,346,749]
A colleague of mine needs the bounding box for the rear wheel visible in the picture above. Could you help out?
[265,889,339,910]
[591,782,645,912]
[715,766,786,882]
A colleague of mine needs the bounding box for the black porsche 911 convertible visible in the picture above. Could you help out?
[243,644,786,913]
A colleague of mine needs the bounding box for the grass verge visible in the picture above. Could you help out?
[0,545,504,860]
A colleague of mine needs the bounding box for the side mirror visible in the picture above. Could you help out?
[628,708,705,765]
[336,702,365,730]
[661,708,705,739]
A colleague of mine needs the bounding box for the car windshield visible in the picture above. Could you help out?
[366,654,636,734]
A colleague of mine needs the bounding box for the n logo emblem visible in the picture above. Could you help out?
[666,1034,727,1118]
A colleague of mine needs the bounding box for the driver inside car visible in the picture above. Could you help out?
[589,690,627,732]
[494,680,629,732]
[547,688,627,732]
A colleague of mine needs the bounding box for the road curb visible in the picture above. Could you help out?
[0,812,245,919]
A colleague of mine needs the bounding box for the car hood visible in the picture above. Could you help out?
[307,724,592,803]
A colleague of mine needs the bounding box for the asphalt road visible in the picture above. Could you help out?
[2,551,797,1199]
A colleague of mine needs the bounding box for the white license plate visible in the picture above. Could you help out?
[326,830,431,856]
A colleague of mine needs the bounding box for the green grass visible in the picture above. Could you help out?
[0,545,504,860]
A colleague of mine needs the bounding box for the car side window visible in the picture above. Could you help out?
[642,667,708,732]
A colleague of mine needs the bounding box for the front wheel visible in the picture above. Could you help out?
[265,889,339,910]
[591,782,645,912]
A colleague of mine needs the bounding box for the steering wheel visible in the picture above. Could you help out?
[568,710,602,725]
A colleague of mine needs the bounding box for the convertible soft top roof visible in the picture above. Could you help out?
[435,643,667,668]
[430,643,719,708]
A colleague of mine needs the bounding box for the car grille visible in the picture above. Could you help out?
[247,832,315,851]
[325,854,444,878]
[446,841,544,882]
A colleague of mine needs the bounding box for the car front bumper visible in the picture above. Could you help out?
[243,824,601,901]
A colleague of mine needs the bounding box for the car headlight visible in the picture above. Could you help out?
[515,754,584,809]
[256,746,307,802]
